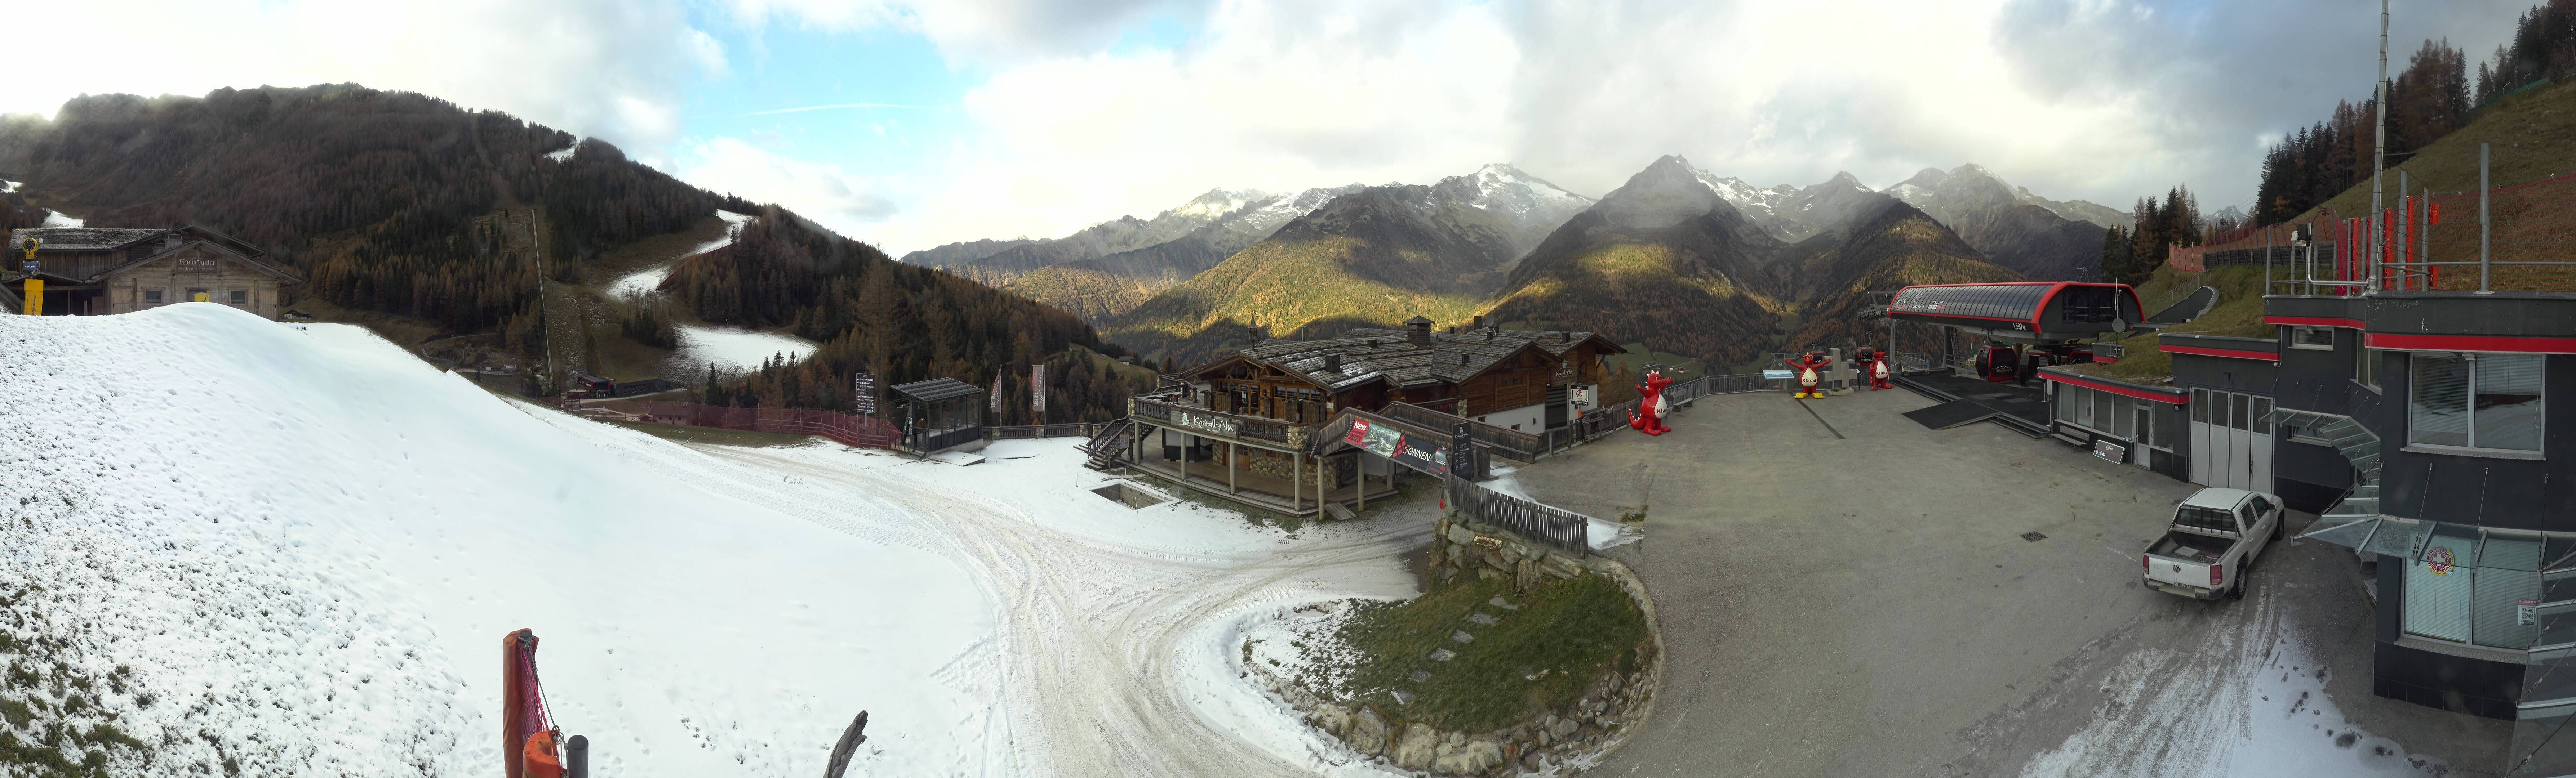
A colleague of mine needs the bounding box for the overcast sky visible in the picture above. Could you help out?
[6,0,2532,255]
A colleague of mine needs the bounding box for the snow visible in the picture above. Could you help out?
[1483,465,1641,550]
[545,143,582,162]
[2018,602,2449,778]
[0,304,998,776]
[0,303,1435,776]
[667,324,816,379]
[40,209,83,228]
[1174,188,1269,219]
[1,179,18,193]
[607,210,755,299]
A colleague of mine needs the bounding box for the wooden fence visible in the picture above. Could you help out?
[987,423,1098,440]
[1450,479,1593,553]
[629,402,902,449]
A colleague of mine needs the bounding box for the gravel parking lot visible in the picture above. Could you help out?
[1503,387,2510,777]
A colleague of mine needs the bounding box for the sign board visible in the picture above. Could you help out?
[2092,439,2127,463]
[853,372,878,415]
[1762,369,1793,380]
[1172,408,1239,437]
[1345,418,1448,476]
[1031,364,1046,422]
[1451,422,1475,481]
[2522,598,2540,626]
[1569,385,1593,404]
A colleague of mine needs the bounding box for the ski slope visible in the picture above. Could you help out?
[0,303,1423,776]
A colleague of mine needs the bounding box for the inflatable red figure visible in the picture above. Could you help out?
[1856,346,1893,391]
[1788,350,1833,399]
[1629,369,1674,436]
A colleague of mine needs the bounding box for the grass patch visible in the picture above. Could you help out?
[2072,265,2273,382]
[1322,573,1645,733]
[600,420,820,448]
[0,585,157,777]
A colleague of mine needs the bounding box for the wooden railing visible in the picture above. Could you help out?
[1128,395,1313,450]
[1378,402,1545,462]
[1451,480,1592,553]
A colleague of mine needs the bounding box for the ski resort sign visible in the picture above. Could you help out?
[1170,408,1239,437]
[1343,418,1449,476]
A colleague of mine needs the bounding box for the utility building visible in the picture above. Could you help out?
[1,224,302,319]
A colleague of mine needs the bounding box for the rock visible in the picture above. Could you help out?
[1451,630,1476,643]
[1348,707,1390,755]
[1447,731,1466,747]
[1536,727,1552,748]
[1393,723,1439,770]
[1523,750,1543,772]
[1392,689,1414,705]
[1488,597,1518,611]
[1541,554,1584,579]
[1515,558,1538,593]
[1466,612,1499,626]
[1552,716,1578,739]
[1608,673,1623,692]
[1475,567,1506,582]
[1447,524,1477,546]
[1313,703,1351,737]
[1461,740,1506,773]
[1410,669,1433,683]
[1429,648,1456,662]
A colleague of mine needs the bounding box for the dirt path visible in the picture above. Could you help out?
[693,445,1431,777]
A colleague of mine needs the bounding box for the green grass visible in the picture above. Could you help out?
[2072,265,2273,382]
[1321,573,1647,733]
[0,585,158,777]
[1603,344,1712,379]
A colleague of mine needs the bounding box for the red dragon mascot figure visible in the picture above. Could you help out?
[1855,346,1893,390]
[1629,370,1674,435]
[1788,350,1834,399]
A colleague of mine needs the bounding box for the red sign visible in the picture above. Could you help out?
[2427,546,2455,576]
[1345,418,1371,446]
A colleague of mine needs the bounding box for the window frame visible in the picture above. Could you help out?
[143,289,164,305]
[2406,351,2546,456]
[228,289,248,305]
[2289,325,2336,350]
[2357,346,2384,392]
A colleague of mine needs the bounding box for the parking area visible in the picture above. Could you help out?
[1506,387,2511,777]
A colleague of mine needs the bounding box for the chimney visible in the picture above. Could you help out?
[1484,328,1495,341]
[1325,353,1342,372]
[1404,316,1434,347]
[1559,331,1571,343]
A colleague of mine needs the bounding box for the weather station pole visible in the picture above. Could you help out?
[2480,143,2493,293]
[2367,0,2389,294]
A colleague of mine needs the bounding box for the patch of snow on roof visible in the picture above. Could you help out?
[40,210,83,228]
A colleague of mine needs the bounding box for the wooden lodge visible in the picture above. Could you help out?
[1103,316,1622,517]
[2,224,302,319]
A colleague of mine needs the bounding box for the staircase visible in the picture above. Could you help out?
[2269,408,2384,550]
[1082,417,1136,471]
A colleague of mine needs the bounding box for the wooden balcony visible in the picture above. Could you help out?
[1129,395,1314,452]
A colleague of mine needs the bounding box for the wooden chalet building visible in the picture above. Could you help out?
[1,224,302,319]
[1111,316,1622,517]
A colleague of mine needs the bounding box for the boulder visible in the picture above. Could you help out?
[1541,554,1584,579]
[1393,723,1439,770]
[1347,707,1389,755]
[1446,524,1478,546]
[1313,703,1351,738]
[1552,716,1578,739]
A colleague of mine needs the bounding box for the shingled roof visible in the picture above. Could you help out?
[12,228,164,252]
[1344,326,1623,360]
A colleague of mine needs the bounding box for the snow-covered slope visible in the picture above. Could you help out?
[608,210,755,299]
[0,304,995,776]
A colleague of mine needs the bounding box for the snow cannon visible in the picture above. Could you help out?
[504,629,586,778]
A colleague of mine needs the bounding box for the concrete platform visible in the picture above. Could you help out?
[1506,387,2510,777]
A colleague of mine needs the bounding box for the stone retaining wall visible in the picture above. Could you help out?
[1251,518,1667,775]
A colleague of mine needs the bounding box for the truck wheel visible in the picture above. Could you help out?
[2229,577,2247,600]
[2274,516,2284,541]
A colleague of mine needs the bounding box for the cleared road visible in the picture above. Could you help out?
[1509,388,2508,777]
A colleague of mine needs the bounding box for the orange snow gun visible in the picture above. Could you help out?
[18,237,37,316]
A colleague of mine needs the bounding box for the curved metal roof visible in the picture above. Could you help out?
[1888,282,2057,323]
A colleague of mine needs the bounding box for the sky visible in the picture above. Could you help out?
[4,0,2535,256]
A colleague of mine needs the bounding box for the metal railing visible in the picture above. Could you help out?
[1451,479,1593,553]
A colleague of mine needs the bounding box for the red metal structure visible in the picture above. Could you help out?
[503,629,555,778]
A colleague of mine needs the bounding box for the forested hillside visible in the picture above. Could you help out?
[0,84,1145,420]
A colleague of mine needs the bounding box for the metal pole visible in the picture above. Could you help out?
[2481,143,2493,293]
[2368,0,2389,294]
[2398,170,2408,289]
[2420,185,2430,290]
[530,211,555,395]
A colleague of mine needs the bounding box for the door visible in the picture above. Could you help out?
[2249,397,2274,493]
[2228,393,2252,490]
[2133,404,2156,470]
[2190,389,2211,486]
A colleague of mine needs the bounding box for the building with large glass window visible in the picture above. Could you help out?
[2037,285,2568,722]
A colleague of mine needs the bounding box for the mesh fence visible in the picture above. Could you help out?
[630,402,902,449]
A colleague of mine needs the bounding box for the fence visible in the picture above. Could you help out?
[1449,478,1593,553]
[988,423,1097,440]
[1379,402,1546,462]
[629,402,902,449]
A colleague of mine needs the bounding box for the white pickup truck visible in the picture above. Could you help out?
[2142,487,2284,600]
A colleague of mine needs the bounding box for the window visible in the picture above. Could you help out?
[2410,352,2544,452]
[2230,393,2252,432]
[2291,326,2335,350]
[2191,388,2208,424]
[2252,397,2272,435]
[2475,534,2543,649]
[229,290,247,305]
[2174,505,2238,535]
[2113,394,2134,439]
[2249,495,2275,515]
[143,289,163,304]
[2358,347,2383,389]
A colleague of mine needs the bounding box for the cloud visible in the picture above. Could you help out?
[751,103,932,115]
[862,0,2532,252]
[676,137,900,233]
[720,0,1185,63]
[4,0,724,157]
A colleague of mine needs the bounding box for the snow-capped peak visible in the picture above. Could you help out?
[1172,188,1269,219]
[1464,163,1592,218]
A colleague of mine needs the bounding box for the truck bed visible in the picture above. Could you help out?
[2149,531,2233,565]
